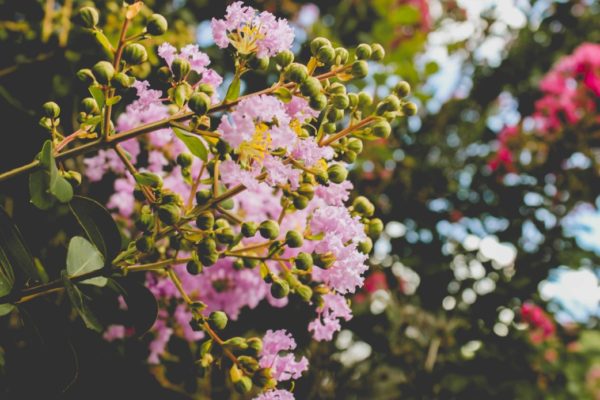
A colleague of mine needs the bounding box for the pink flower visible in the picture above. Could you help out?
[259,329,308,381]
[308,293,352,341]
[103,324,126,342]
[253,389,295,400]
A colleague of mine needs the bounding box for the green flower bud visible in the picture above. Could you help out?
[216,227,235,244]
[214,218,230,230]
[241,221,258,237]
[293,195,309,210]
[296,284,313,302]
[300,77,322,98]
[327,163,348,184]
[309,94,328,111]
[335,47,349,65]
[370,43,386,61]
[378,95,401,113]
[188,92,211,115]
[259,220,280,239]
[195,212,214,230]
[358,237,373,254]
[195,189,212,205]
[112,72,134,89]
[136,172,163,188]
[313,252,336,269]
[332,93,350,110]
[146,14,168,36]
[161,192,181,205]
[208,311,228,330]
[315,170,329,185]
[327,83,346,95]
[372,119,392,138]
[252,368,273,388]
[136,211,153,232]
[224,337,248,351]
[351,60,369,79]
[310,37,332,55]
[298,183,315,200]
[342,150,357,163]
[158,204,180,225]
[353,196,375,217]
[402,101,418,116]
[247,337,263,356]
[92,61,115,85]
[76,6,99,28]
[347,138,363,154]
[348,92,359,108]
[326,107,344,122]
[176,152,193,168]
[323,122,337,134]
[285,230,304,248]
[284,63,308,83]
[157,66,171,82]
[249,55,269,71]
[77,68,96,85]
[197,83,215,97]
[368,218,384,237]
[186,260,202,275]
[316,45,336,65]
[233,376,252,394]
[295,252,313,270]
[357,92,373,109]
[243,257,258,269]
[199,251,219,267]
[356,43,372,60]
[135,236,154,253]
[42,101,60,119]
[122,43,148,65]
[198,237,217,254]
[275,49,294,67]
[394,81,411,98]
[172,57,191,81]
[270,279,290,299]
[238,355,259,373]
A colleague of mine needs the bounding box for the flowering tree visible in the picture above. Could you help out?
[0,1,417,398]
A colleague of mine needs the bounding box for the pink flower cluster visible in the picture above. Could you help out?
[521,302,555,343]
[259,329,309,381]
[211,1,294,57]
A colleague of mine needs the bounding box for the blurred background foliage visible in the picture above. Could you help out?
[0,0,599,399]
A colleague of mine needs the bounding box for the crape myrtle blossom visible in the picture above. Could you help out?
[254,389,295,400]
[211,1,294,58]
[259,329,309,382]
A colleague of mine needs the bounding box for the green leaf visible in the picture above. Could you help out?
[61,271,102,332]
[173,127,208,162]
[225,75,241,102]
[29,140,73,209]
[116,278,158,337]
[49,172,74,203]
[0,304,14,317]
[91,30,115,57]
[69,196,122,261]
[0,207,39,282]
[134,172,161,186]
[105,95,121,106]
[29,169,55,210]
[89,85,105,110]
[273,87,293,103]
[66,236,107,287]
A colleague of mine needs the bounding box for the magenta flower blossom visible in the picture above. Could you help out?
[253,389,295,400]
[259,329,309,381]
[308,293,352,341]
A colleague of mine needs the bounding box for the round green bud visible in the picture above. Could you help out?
[176,152,193,168]
[220,197,234,210]
[233,376,253,394]
[309,94,328,111]
[158,204,180,225]
[243,257,258,269]
[403,101,418,116]
[315,170,329,185]
[241,221,258,237]
[146,14,168,36]
[332,93,350,110]
[270,279,290,299]
[92,61,115,85]
[326,107,344,122]
[238,355,259,373]
[368,218,384,237]
[327,82,346,95]
[249,55,269,71]
[216,227,235,244]
[300,77,322,98]
[208,311,228,330]
[379,95,401,112]
[253,368,273,388]
[284,63,308,83]
[161,192,181,205]
[224,337,248,350]
[136,211,153,232]
[285,230,304,248]
[122,43,148,65]
[197,237,217,254]
[138,172,163,188]
[186,260,202,275]
[394,81,411,98]
[348,93,359,108]
[347,138,363,154]
[316,45,336,65]
[358,92,373,109]
[81,98,99,114]
[335,47,349,65]
[358,237,373,254]
[157,66,171,82]
[76,6,99,28]
[310,37,332,55]
[323,122,337,134]
[199,251,219,267]
[327,163,348,184]
[77,68,96,84]
[356,43,372,60]
[295,252,313,270]
[372,119,392,138]
[195,189,212,205]
[171,58,191,81]
[197,83,215,97]
[247,337,263,355]
[351,60,369,79]
[293,195,309,210]
[342,150,357,163]
[195,212,214,230]
[259,220,280,239]
[298,183,315,200]
[42,101,60,119]
[353,195,375,216]
[214,218,230,230]
[112,72,134,89]
[370,43,386,61]
[188,92,211,115]
[296,284,313,302]
[313,252,336,269]
[275,50,294,67]
[135,236,154,253]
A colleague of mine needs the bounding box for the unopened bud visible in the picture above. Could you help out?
[353,196,375,216]
[402,101,418,116]
[122,43,148,65]
[309,94,328,111]
[112,72,134,89]
[368,218,384,237]
[335,47,349,65]
[295,252,313,270]
[172,58,191,81]
[42,101,60,119]
[158,204,180,225]
[316,45,336,65]
[270,279,290,299]
[355,43,372,60]
[188,92,211,115]
[92,61,115,85]
[296,284,313,302]
[241,221,258,237]
[394,81,411,98]
[358,237,373,254]
[186,260,202,275]
[370,43,385,61]
[300,77,322,98]
[208,311,228,330]
[195,189,212,205]
[327,163,348,184]
[76,6,99,28]
[351,60,369,79]
[135,236,154,253]
[259,220,280,239]
[275,49,294,67]
[284,63,308,83]
[195,212,214,230]
[146,14,168,36]
[285,230,304,248]
[310,37,332,56]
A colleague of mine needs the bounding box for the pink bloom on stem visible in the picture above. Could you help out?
[259,329,308,381]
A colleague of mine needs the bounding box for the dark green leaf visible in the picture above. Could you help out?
[105,95,121,106]
[0,207,39,282]
[61,271,102,332]
[89,85,105,110]
[173,127,208,162]
[66,236,107,287]
[225,75,241,102]
[115,278,158,337]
